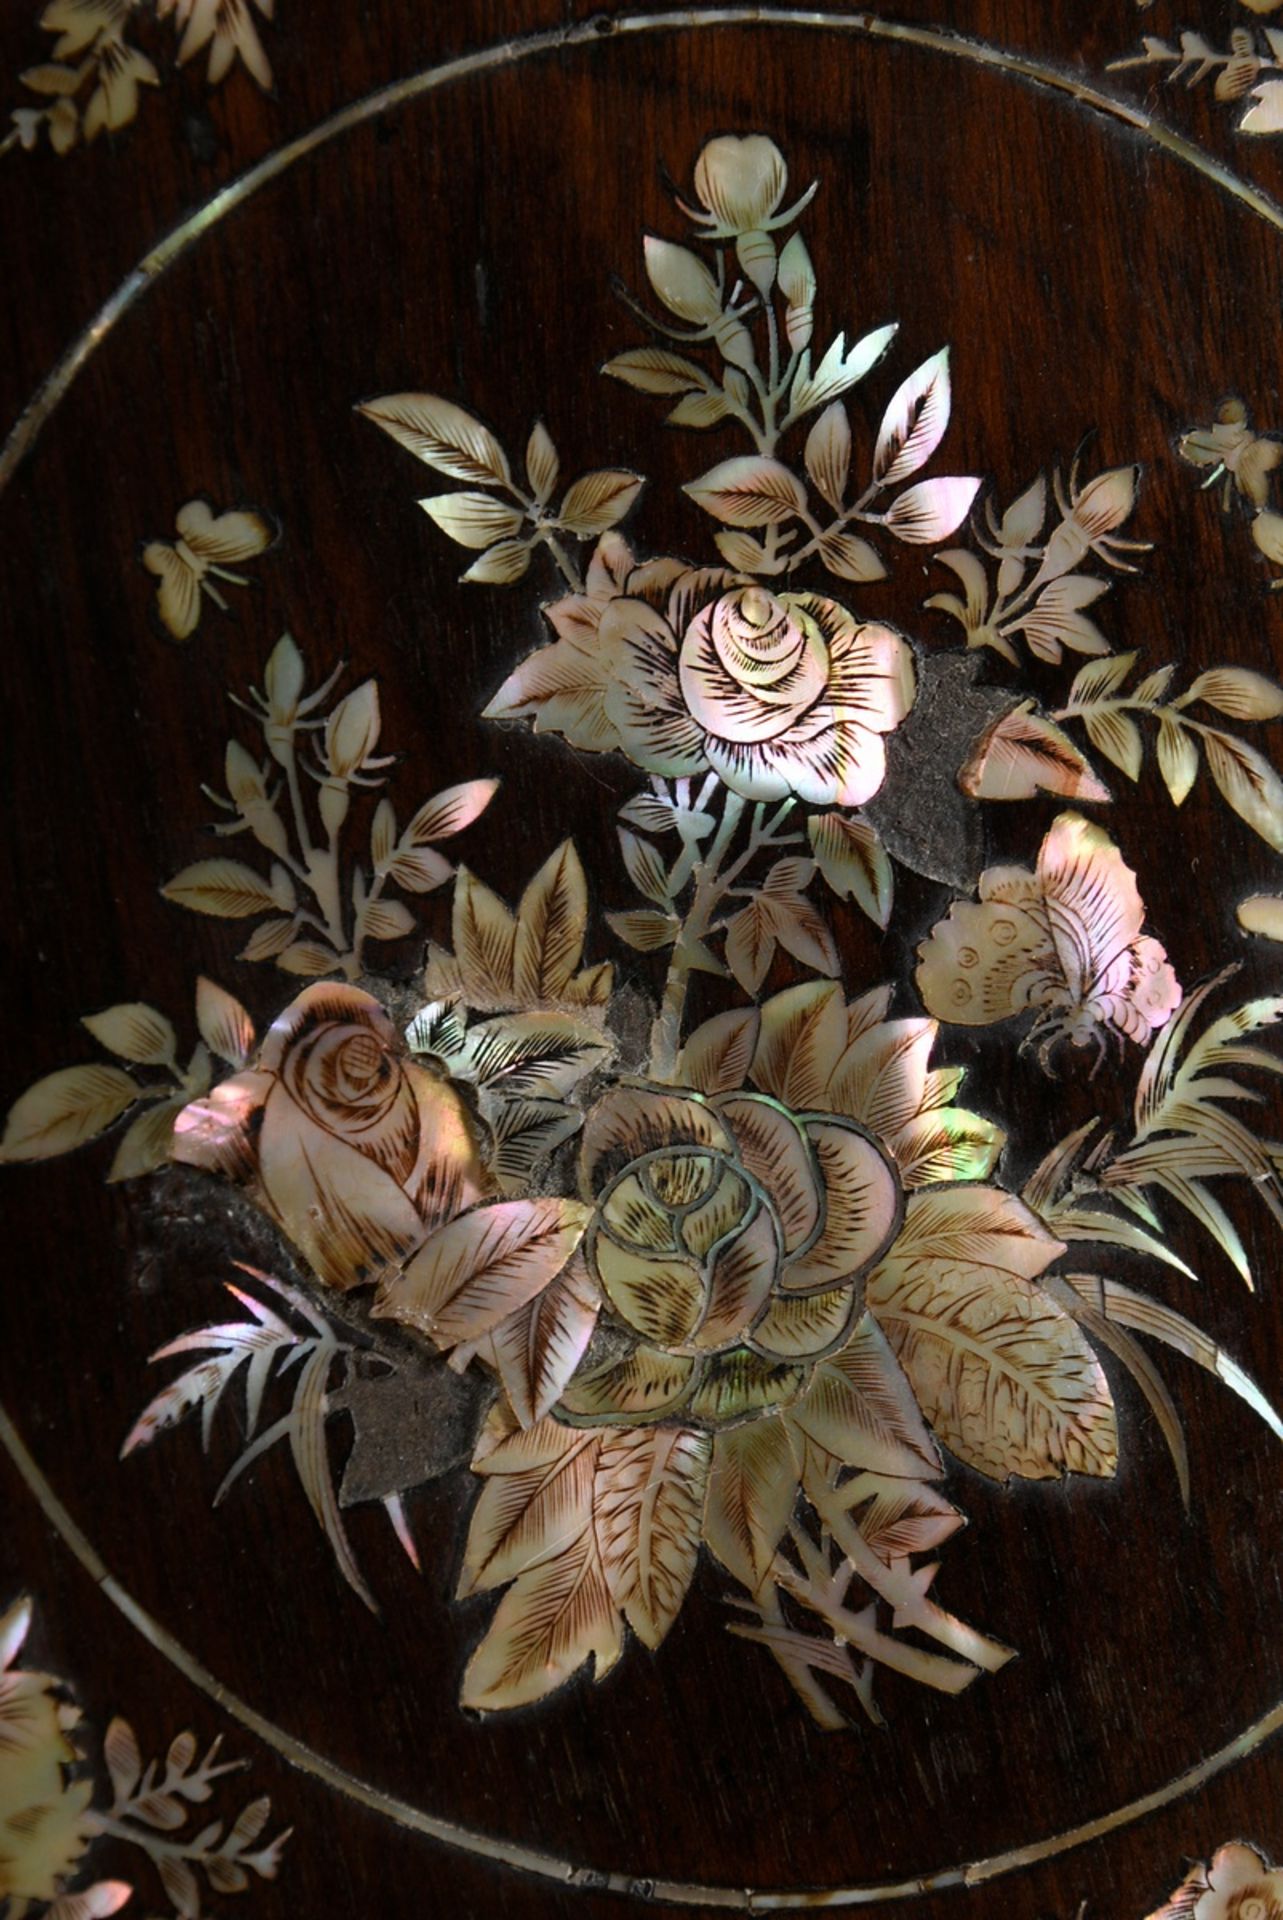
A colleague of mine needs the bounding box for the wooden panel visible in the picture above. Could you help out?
[5,8,1283,1918]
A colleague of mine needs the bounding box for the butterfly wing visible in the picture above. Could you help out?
[176,499,271,565]
[1033,812,1144,1009]
[915,889,1060,1027]
[1092,936,1182,1043]
[143,542,201,641]
[1035,812,1180,1042]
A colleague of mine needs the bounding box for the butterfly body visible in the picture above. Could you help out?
[916,813,1180,1073]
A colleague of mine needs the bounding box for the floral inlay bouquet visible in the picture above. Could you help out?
[7,130,1283,1732]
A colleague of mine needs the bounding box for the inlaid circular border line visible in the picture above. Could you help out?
[3,5,1283,494]
[5,1396,1283,1909]
[5,6,1283,1907]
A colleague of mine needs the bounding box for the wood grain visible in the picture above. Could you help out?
[5,5,1283,1916]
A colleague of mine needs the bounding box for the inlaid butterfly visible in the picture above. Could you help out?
[915,811,1181,1072]
[142,498,273,641]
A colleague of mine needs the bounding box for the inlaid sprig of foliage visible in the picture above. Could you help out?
[926,462,1148,668]
[92,1717,290,1918]
[1180,396,1283,585]
[1109,21,1283,133]
[603,139,980,588]
[161,634,499,980]
[0,1593,290,1920]
[2,0,276,159]
[1105,965,1283,1284]
[356,398,642,592]
[606,779,845,1007]
[1025,966,1283,1288]
[1050,653,1283,850]
[727,1405,1013,1730]
[0,978,254,1180]
[122,1265,378,1610]
[1024,1115,1283,1506]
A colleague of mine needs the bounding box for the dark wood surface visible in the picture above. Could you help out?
[6,6,1283,1917]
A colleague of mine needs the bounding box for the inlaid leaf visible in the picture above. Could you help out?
[668,391,733,429]
[514,840,589,1003]
[2,1063,137,1161]
[890,1108,1005,1188]
[419,492,524,548]
[1068,652,1138,706]
[56,1883,134,1920]
[453,867,518,1005]
[643,237,722,323]
[1017,576,1110,661]
[816,531,886,583]
[724,897,777,993]
[403,779,500,846]
[20,63,83,96]
[524,421,559,504]
[482,1253,601,1424]
[358,394,511,487]
[804,401,851,509]
[677,1007,761,1096]
[867,1191,1115,1482]
[377,1198,591,1348]
[595,1426,712,1648]
[159,1854,200,1915]
[461,539,531,586]
[618,828,671,906]
[488,1097,583,1192]
[1082,708,1144,782]
[460,1523,622,1711]
[458,1011,610,1096]
[789,324,897,415]
[1202,728,1283,850]
[82,1003,176,1066]
[162,860,281,918]
[702,1417,799,1593]
[883,1186,1064,1279]
[714,530,772,571]
[558,470,644,536]
[1156,717,1200,806]
[385,847,452,893]
[362,899,417,942]
[751,980,846,1112]
[807,813,893,927]
[844,1473,966,1562]
[460,1414,601,1595]
[885,476,980,545]
[684,457,808,528]
[606,909,680,952]
[104,1716,143,1803]
[195,979,254,1069]
[239,916,297,962]
[873,348,951,486]
[768,893,840,976]
[1238,893,1283,942]
[108,1097,186,1182]
[959,703,1112,804]
[602,347,706,395]
[276,942,339,977]
[786,1315,941,1476]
